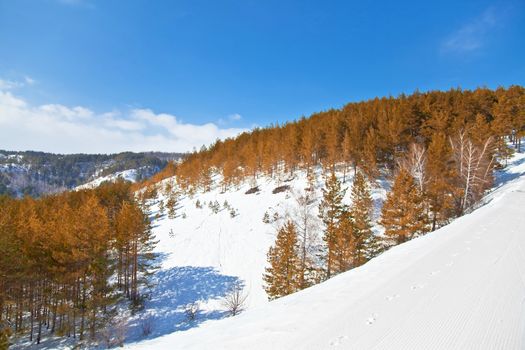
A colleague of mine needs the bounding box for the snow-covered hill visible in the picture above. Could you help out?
[125,151,525,349]
[75,168,143,190]
[123,168,387,343]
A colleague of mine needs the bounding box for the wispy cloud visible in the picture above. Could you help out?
[0,76,36,90]
[0,86,247,154]
[442,7,501,54]
[218,113,243,125]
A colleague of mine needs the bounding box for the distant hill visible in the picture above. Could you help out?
[0,150,184,197]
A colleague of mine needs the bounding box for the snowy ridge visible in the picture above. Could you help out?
[125,152,525,349]
[75,168,142,190]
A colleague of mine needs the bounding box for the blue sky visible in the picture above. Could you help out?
[0,0,523,153]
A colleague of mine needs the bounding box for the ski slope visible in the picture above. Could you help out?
[127,152,525,349]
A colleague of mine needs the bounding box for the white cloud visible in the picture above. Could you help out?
[442,7,500,54]
[0,76,36,90]
[0,79,23,90]
[228,113,242,121]
[0,90,247,154]
[218,113,243,125]
[24,76,36,85]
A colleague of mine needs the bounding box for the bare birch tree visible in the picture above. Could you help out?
[397,143,427,193]
[450,131,495,213]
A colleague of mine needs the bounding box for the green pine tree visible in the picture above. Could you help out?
[350,171,376,266]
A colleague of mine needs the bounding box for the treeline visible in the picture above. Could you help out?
[153,86,523,192]
[0,180,157,348]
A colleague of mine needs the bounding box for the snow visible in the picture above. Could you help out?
[75,168,141,189]
[124,167,388,342]
[125,151,525,349]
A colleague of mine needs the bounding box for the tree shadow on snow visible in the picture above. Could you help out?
[126,264,240,343]
[494,153,525,188]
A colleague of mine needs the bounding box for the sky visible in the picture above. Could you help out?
[0,0,524,154]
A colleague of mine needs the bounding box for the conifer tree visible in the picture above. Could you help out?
[263,221,301,300]
[350,171,375,266]
[333,209,355,273]
[116,201,157,308]
[426,133,457,230]
[166,192,178,219]
[362,128,380,179]
[318,172,347,278]
[380,168,429,245]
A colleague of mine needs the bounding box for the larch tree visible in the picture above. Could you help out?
[426,133,457,230]
[350,171,376,266]
[318,172,347,278]
[263,221,301,300]
[380,168,429,245]
[362,127,380,179]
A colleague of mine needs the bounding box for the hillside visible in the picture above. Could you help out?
[125,150,525,349]
[0,150,183,197]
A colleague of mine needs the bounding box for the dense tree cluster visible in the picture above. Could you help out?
[255,87,524,300]
[265,172,378,299]
[0,180,156,347]
[152,87,523,195]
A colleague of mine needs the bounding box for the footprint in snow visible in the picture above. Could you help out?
[446,261,454,267]
[385,294,400,301]
[366,314,377,325]
[430,270,440,276]
[411,284,425,291]
[329,335,349,346]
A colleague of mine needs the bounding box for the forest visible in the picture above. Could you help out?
[144,86,524,299]
[0,86,523,347]
[154,86,524,191]
[0,151,183,197]
[0,180,157,348]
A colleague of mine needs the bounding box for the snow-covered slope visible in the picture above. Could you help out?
[126,152,525,349]
[124,168,387,342]
[75,168,142,190]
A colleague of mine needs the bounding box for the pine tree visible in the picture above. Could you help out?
[263,221,301,300]
[350,171,375,266]
[380,168,429,245]
[166,192,178,219]
[318,172,347,278]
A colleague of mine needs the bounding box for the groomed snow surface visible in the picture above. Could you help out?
[125,151,525,350]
